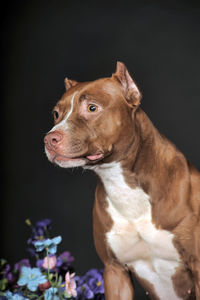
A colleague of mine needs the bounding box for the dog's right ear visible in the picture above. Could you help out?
[64,78,78,90]
[112,61,142,107]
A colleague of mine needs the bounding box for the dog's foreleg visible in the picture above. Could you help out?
[190,225,200,299]
[104,263,134,300]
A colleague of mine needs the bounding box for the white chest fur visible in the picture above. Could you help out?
[95,162,182,300]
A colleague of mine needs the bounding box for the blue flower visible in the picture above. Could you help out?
[3,291,29,300]
[34,236,62,254]
[26,219,52,256]
[17,266,46,291]
[44,287,60,300]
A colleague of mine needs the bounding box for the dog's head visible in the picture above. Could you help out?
[44,62,142,168]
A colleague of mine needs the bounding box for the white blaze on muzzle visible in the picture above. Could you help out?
[49,91,78,133]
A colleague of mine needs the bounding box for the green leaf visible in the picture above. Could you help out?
[57,275,63,286]
[49,273,54,280]
[0,259,7,267]
[64,290,72,298]
[0,278,8,291]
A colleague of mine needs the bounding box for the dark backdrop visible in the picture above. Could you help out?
[2,1,200,299]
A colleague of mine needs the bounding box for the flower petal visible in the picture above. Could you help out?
[48,245,57,254]
[65,271,70,283]
[52,236,62,245]
[17,277,28,286]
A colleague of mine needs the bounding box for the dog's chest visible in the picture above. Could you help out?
[95,162,181,300]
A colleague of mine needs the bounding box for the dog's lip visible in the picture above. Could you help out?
[86,153,104,161]
[52,154,86,163]
[45,144,105,163]
[51,151,104,163]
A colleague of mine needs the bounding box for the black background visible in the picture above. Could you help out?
[2,1,200,299]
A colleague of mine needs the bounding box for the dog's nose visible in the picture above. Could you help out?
[44,131,63,149]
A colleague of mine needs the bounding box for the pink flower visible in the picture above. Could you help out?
[42,255,57,270]
[65,271,77,297]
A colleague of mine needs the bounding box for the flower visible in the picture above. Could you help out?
[1,219,105,299]
[42,255,57,270]
[57,251,74,269]
[17,266,46,291]
[27,219,52,256]
[34,236,62,254]
[2,263,14,282]
[56,251,75,275]
[88,276,104,294]
[36,219,52,229]
[86,269,104,294]
[38,280,51,291]
[44,287,60,300]
[14,259,31,272]
[75,269,104,299]
[65,271,77,297]
[3,291,29,300]
[76,283,94,299]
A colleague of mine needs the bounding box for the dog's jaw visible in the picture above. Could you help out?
[45,145,105,168]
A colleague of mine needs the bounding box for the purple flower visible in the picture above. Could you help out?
[56,251,74,271]
[26,219,52,256]
[86,269,104,294]
[86,269,104,278]
[2,264,14,282]
[59,251,74,264]
[14,259,31,273]
[75,269,104,299]
[88,276,104,294]
[77,283,94,299]
[1,219,105,300]
[36,258,44,268]
[35,219,51,228]
[26,246,36,257]
[75,274,87,286]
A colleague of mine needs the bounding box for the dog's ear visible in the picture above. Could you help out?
[112,61,141,107]
[64,78,78,90]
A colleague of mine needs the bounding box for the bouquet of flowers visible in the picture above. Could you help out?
[0,219,104,300]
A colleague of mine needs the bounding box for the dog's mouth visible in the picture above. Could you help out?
[46,148,104,167]
[53,152,104,163]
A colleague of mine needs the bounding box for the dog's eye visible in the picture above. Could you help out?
[88,104,98,112]
[53,110,59,120]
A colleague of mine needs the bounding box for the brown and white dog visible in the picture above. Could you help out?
[44,62,200,300]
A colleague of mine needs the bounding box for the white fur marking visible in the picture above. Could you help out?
[95,162,150,219]
[65,91,77,121]
[94,162,181,300]
[49,91,78,132]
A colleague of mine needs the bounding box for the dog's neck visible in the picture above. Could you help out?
[92,107,176,199]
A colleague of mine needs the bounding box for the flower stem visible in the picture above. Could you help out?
[46,247,50,281]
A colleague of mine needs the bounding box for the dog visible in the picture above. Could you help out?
[44,62,200,299]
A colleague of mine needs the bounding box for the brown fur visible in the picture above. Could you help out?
[44,62,200,299]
